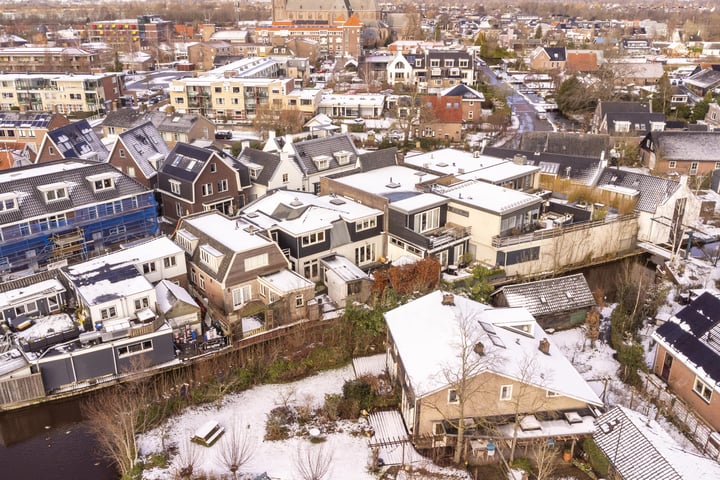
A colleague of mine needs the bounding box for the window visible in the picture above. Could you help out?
[232,285,252,309]
[448,389,459,404]
[176,203,183,217]
[198,275,205,290]
[260,284,268,297]
[430,59,440,67]
[432,422,444,435]
[93,177,114,191]
[249,168,261,179]
[40,185,68,202]
[244,253,269,271]
[100,306,117,319]
[356,218,377,232]
[301,231,325,246]
[0,193,17,212]
[142,262,156,274]
[119,149,126,158]
[295,294,304,307]
[355,244,375,265]
[117,340,153,357]
[500,385,512,401]
[217,179,228,192]
[546,390,561,398]
[282,173,289,183]
[164,256,177,268]
[201,183,213,196]
[715,162,720,170]
[209,163,217,173]
[134,297,150,311]
[102,200,123,215]
[200,244,223,271]
[694,377,713,403]
[459,59,469,68]
[190,269,197,283]
[169,179,181,195]
[127,166,135,178]
[690,162,699,175]
[668,161,677,169]
[38,214,67,231]
[303,259,319,279]
[14,301,38,316]
[414,208,440,233]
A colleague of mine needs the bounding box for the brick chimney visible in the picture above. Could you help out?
[474,341,485,356]
[441,293,455,306]
[539,338,550,355]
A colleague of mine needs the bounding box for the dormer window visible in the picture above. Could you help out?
[175,229,198,254]
[199,244,224,272]
[313,155,331,171]
[0,192,18,212]
[334,150,352,166]
[88,173,115,192]
[38,183,68,203]
[249,167,261,179]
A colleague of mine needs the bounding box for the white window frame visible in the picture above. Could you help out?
[690,162,699,175]
[500,384,513,401]
[169,179,181,195]
[693,376,713,403]
[117,340,153,358]
[232,285,252,309]
[414,207,440,233]
[668,161,677,169]
[163,256,177,268]
[295,294,304,307]
[100,305,117,319]
[301,231,325,247]
[356,217,377,232]
[217,179,228,192]
[134,297,150,311]
[142,262,156,274]
[201,183,213,196]
[448,388,459,404]
[244,253,269,271]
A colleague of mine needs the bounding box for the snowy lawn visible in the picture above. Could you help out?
[139,363,377,479]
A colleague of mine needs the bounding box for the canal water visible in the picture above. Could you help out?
[0,397,117,479]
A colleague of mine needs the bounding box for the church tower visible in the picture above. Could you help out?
[272,0,287,21]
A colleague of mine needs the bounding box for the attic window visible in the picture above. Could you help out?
[565,291,572,300]
[38,183,68,203]
[88,173,115,192]
[539,295,547,304]
[313,154,331,171]
[334,150,352,165]
[185,160,197,171]
[171,155,182,167]
[488,334,506,348]
[199,244,224,272]
[249,167,261,179]
[0,193,18,212]
[175,229,198,254]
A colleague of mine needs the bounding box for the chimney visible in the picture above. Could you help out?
[441,293,455,306]
[539,338,550,355]
[474,341,485,356]
[268,130,276,141]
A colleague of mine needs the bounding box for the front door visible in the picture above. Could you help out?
[661,353,673,381]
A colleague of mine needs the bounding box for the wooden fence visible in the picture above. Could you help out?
[0,373,45,404]
[643,374,720,460]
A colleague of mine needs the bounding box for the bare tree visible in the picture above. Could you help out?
[532,438,560,480]
[219,418,257,479]
[173,437,201,480]
[84,360,156,477]
[507,354,550,463]
[294,444,333,480]
[426,305,497,464]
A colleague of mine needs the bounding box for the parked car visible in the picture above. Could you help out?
[214,130,233,140]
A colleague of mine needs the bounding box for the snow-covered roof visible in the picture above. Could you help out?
[432,180,543,215]
[183,212,274,253]
[16,314,75,343]
[321,254,368,283]
[384,291,602,405]
[241,190,381,236]
[258,269,314,293]
[390,192,447,214]
[594,406,720,480]
[155,280,198,315]
[0,279,65,307]
[403,148,506,176]
[332,165,438,199]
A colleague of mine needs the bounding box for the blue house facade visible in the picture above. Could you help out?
[0,159,159,274]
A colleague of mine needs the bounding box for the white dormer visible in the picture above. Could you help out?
[334,150,352,166]
[38,182,68,203]
[249,166,262,179]
[199,244,224,272]
[0,192,18,212]
[313,154,331,171]
[175,229,199,254]
[87,173,115,192]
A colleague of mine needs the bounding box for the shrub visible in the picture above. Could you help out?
[342,377,375,412]
[265,406,295,441]
[582,438,609,478]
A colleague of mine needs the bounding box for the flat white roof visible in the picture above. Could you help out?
[332,165,438,198]
[0,161,89,182]
[433,180,542,214]
[0,279,65,306]
[404,148,505,176]
[390,192,447,214]
[459,161,541,184]
[185,212,274,252]
[321,254,368,282]
[259,268,314,293]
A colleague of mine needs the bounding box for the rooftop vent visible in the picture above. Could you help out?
[290,197,303,207]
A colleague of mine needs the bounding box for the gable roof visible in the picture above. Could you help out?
[0,159,150,224]
[566,51,599,72]
[653,292,720,386]
[593,406,720,480]
[290,134,358,176]
[543,47,567,61]
[493,273,595,316]
[384,290,602,405]
[598,101,650,119]
[0,112,66,130]
[155,279,199,315]
[47,119,109,162]
[518,132,610,158]
[484,146,603,186]
[117,122,169,179]
[160,142,215,182]
[685,68,720,89]
[648,131,720,162]
[606,112,666,134]
[102,109,205,134]
[237,148,281,186]
[440,84,485,101]
[595,168,679,213]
